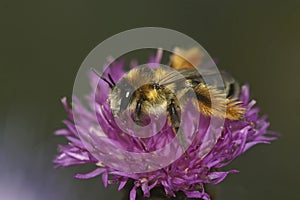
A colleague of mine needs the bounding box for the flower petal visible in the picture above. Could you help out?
[118,180,127,191]
[207,170,239,184]
[102,171,108,188]
[74,168,106,179]
[130,184,138,200]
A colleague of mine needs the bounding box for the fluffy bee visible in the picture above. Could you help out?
[99,48,245,135]
[107,67,245,131]
[97,48,246,155]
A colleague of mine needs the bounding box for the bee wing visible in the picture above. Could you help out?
[158,68,240,99]
[158,68,210,87]
[159,68,227,83]
[218,71,240,99]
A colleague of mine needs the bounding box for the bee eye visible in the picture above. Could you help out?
[125,91,130,98]
[119,89,134,114]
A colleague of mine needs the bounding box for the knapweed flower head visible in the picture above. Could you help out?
[54,49,278,200]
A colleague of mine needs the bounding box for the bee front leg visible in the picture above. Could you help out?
[167,100,189,158]
[133,100,143,125]
[167,99,180,132]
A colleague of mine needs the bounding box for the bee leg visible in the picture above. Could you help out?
[133,100,147,126]
[168,99,180,131]
[133,100,144,125]
[240,116,255,128]
[167,100,189,158]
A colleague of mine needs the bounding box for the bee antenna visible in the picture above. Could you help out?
[108,73,115,86]
[101,77,114,89]
[90,68,114,89]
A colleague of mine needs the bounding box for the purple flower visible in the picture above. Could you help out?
[54,50,278,200]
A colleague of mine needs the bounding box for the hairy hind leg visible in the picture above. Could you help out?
[167,99,189,158]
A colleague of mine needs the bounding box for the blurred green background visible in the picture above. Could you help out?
[0,1,299,199]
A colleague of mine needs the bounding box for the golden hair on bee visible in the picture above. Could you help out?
[170,47,204,70]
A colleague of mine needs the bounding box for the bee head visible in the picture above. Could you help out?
[110,78,136,117]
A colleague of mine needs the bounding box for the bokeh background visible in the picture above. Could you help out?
[1,1,299,199]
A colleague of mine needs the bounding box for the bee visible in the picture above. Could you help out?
[97,48,245,150]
